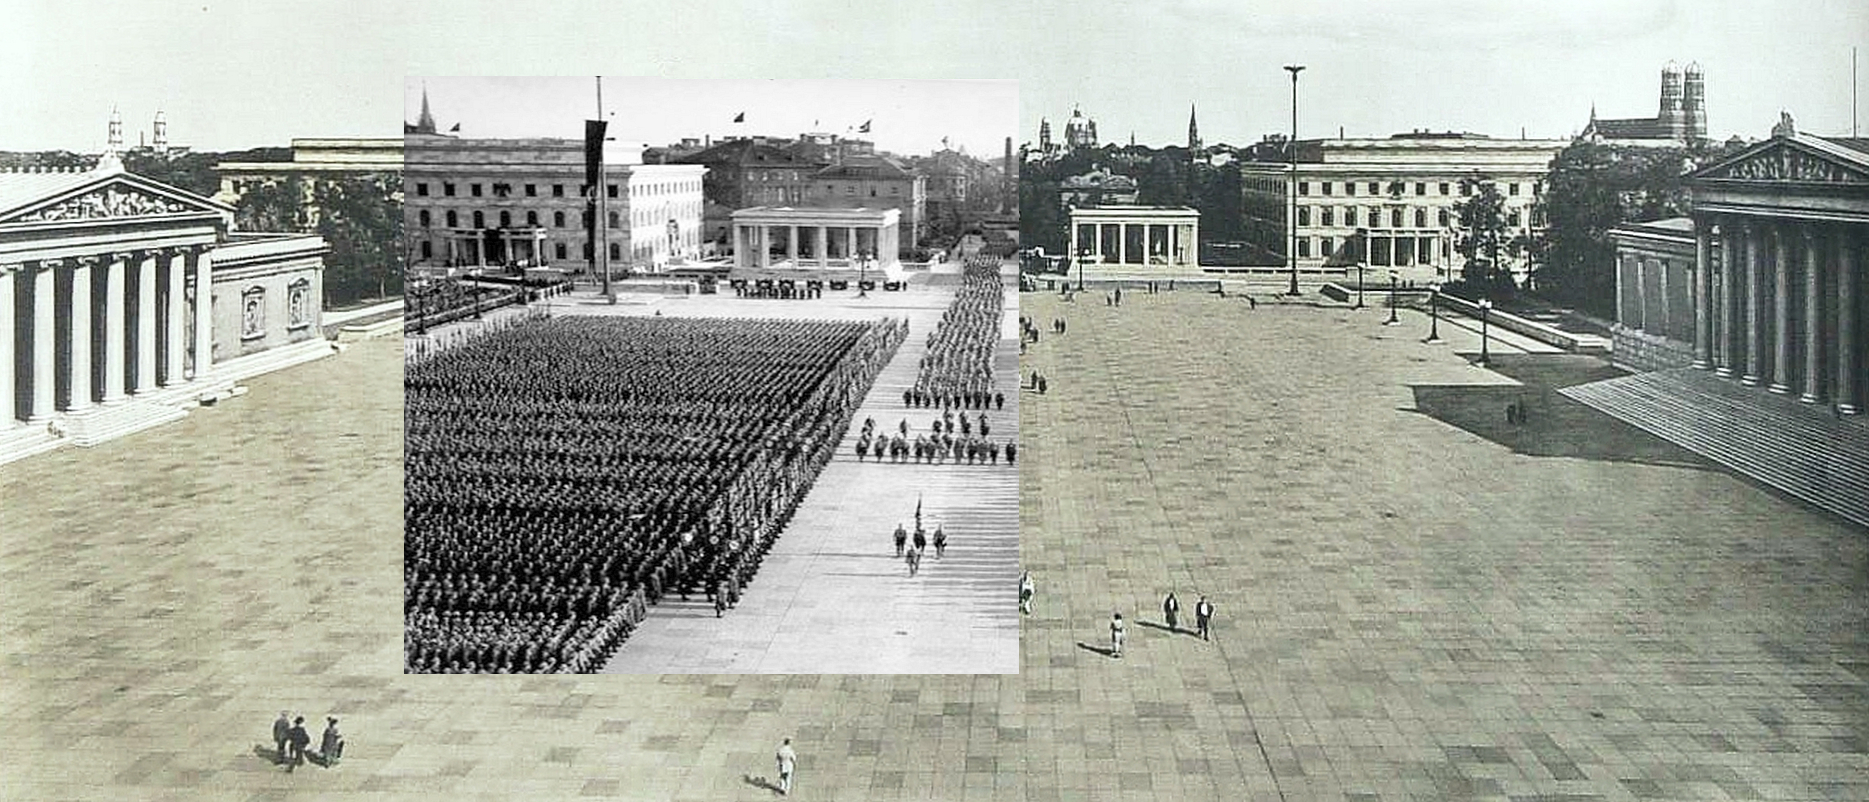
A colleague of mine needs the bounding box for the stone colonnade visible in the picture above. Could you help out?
[2,247,213,426]
[1068,217,1199,266]
[1694,214,1863,414]
[732,221,899,270]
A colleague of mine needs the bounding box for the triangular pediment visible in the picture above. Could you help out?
[0,170,233,226]
[1693,135,1869,186]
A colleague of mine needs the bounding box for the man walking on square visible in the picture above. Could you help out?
[272,711,291,764]
[1019,571,1034,614]
[1163,591,1180,633]
[894,522,907,557]
[286,716,311,772]
[932,524,946,558]
[1195,595,1215,641]
[1110,612,1126,658]
[776,737,798,795]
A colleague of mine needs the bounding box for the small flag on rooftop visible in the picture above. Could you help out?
[733,111,745,123]
[858,119,871,133]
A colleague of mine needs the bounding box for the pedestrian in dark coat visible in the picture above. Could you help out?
[286,717,311,771]
[1195,595,1215,641]
[272,711,291,764]
[1163,591,1180,632]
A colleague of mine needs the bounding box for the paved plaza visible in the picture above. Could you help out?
[3,287,1867,801]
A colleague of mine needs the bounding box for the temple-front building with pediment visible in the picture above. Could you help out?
[1572,116,1869,527]
[2,155,336,464]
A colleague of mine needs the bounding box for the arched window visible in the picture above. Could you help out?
[445,210,458,227]
[418,210,431,227]
[527,211,538,226]
[555,243,567,260]
[608,242,620,260]
[472,210,485,228]
[554,211,565,228]
[499,210,511,228]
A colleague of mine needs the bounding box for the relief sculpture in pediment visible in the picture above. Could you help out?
[1721,147,1866,184]
[14,186,193,223]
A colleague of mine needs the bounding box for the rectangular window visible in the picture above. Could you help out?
[1418,238,1434,265]
[1345,182,1356,197]
[1414,182,1426,196]
[443,183,456,197]
[1509,183,1521,196]
[1438,182,1449,195]
[1368,181,1379,194]
[1297,207,1311,227]
[1460,183,1472,197]
[1321,181,1333,196]
[1297,238,1311,258]
[1321,207,1334,227]
[1298,181,1310,196]
[1368,208,1380,228]
[416,183,429,197]
[608,185,619,198]
[420,240,432,259]
[1320,236,1333,258]
[553,184,564,197]
[1508,209,1523,227]
[1344,207,1357,227]
[471,183,482,197]
[525,184,537,197]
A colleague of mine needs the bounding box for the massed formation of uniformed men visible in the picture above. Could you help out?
[903,257,1006,412]
[405,315,907,673]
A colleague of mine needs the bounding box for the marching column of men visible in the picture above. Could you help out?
[903,257,1006,411]
[404,315,906,672]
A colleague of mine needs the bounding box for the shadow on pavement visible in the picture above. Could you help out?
[1408,352,1711,470]
[1076,641,1117,658]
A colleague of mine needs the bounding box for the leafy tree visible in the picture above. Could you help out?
[1528,140,1706,316]
[233,177,308,233]
[121,151,220,197]
[1449,176,1521,296]
[312,173,403,306]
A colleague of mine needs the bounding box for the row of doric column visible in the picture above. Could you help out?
[2,248,213,427]
[1070,221,1199,266]
[734,223,884,270]
[1694,214,1861,414]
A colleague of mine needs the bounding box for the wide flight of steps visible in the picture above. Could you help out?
[1561,368,1869,528]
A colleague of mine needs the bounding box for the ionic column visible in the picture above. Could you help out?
[816,226,828,268]
[1693,221,1713,368]
[1800,227,1823,404]
[846,227,857,262]
[1119,223,1129,264]
[29,263,54,421]
[0,266,14,425]
[787,225,798,265]
[165,251,185,386]
[1770,224,1792,395]
[192,249,214,382]
[1742,221,1763,386]
[66,259,92,411]
[135,252,157,395]
[103,255,127,402]
[1717,219,1738,377]
[1838,226,1860,415]
[1069,221,1080,265]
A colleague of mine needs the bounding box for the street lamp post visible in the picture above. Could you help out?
[1355,261,1367,309]
[1284,64,1306,297]
[1384,272,1400,325]
[858,251,868,298]
[1077,248,1088,292]
[1424,286,1443,343]
[1477,298,1493,366]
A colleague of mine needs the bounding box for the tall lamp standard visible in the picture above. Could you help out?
[858,250,869,298]
[1353,227,1368,309]
[1283,64,1306,297]
[1077,247,1089,292]
[1477,298,1493,366]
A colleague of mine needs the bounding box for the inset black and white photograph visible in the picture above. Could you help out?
[401,77,1021,673]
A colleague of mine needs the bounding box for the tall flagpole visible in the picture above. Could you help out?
[597,76,611,298]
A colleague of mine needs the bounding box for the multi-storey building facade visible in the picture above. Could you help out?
[1236,133,1568,279]
[403,135,704,274]
[807,156,925,252]
[212,138,405,222]
[675,139,818,246]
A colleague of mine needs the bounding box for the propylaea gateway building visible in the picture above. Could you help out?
[1,157,335,465]
[403,134,705,275]
[1237,132,1567,279]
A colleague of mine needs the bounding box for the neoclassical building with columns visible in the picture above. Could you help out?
[1067,206,1200,274]
[1677,126,1867,415]
[2,157,334,464]
[728,206,903,280]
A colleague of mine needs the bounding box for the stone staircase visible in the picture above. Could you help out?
[1560,368,1869,528]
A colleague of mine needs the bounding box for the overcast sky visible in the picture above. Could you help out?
[3,0,1862,152]
[407,78,1018,158]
